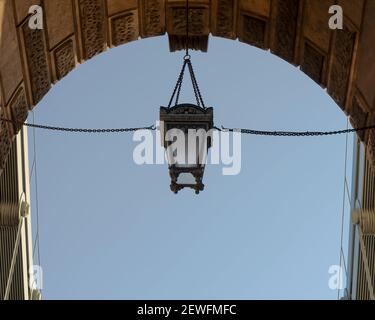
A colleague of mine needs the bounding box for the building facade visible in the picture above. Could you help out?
[345,137,375,300]
[0,127,39,300]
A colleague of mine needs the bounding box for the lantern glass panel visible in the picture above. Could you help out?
[177,173,196,185]
[166,129,208,168]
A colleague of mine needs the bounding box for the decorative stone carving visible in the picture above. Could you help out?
[167,3,209,52]
[350,96,368,141]
[22,26,51,105]
[0,110,12,175]
[168,6,209,36]
[9,87,28,132]
[367,129,375,169]
[239,13,266,49]
[78,0,106,60]
[54,39,76,80]
[140,0,165,37]
[301,41,325,85]
[272,0,299,63]
[168,34,209,52]
[328,27,356,109]
[111,11,139,47]
[211,0,237,39]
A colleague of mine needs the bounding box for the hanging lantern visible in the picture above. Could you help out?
[160,104,213,194]
[162,0,212,194]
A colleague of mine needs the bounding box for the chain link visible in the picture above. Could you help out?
[2,118,374,137]
[1,118,155,133]
[167,57,206,109]
[216,125,375,137]
[168,60,187,108]
[187,59,205,108]
[167,0,206,110]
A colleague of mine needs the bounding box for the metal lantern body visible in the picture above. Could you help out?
[160,104,213,194]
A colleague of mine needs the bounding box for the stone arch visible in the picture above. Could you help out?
[0,0,375,176]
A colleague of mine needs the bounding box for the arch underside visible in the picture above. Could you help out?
[0,0,375,176]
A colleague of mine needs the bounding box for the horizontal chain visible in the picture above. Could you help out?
[2,117,374,137]
[216,124,375,137]
[1,118,155,133]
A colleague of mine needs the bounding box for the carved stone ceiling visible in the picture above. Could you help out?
[0,0,375,175]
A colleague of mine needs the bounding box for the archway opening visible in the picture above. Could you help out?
[28,35,353,299]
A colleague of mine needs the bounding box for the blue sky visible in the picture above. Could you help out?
[28,35,353,300]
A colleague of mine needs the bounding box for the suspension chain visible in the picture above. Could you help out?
[216,125,375,137]
[168,59,188,108]
[2,117,375,137]
[1,118,155,133]
[167,57,206,109]
[167,0,206,108]
[187,59,205,108]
